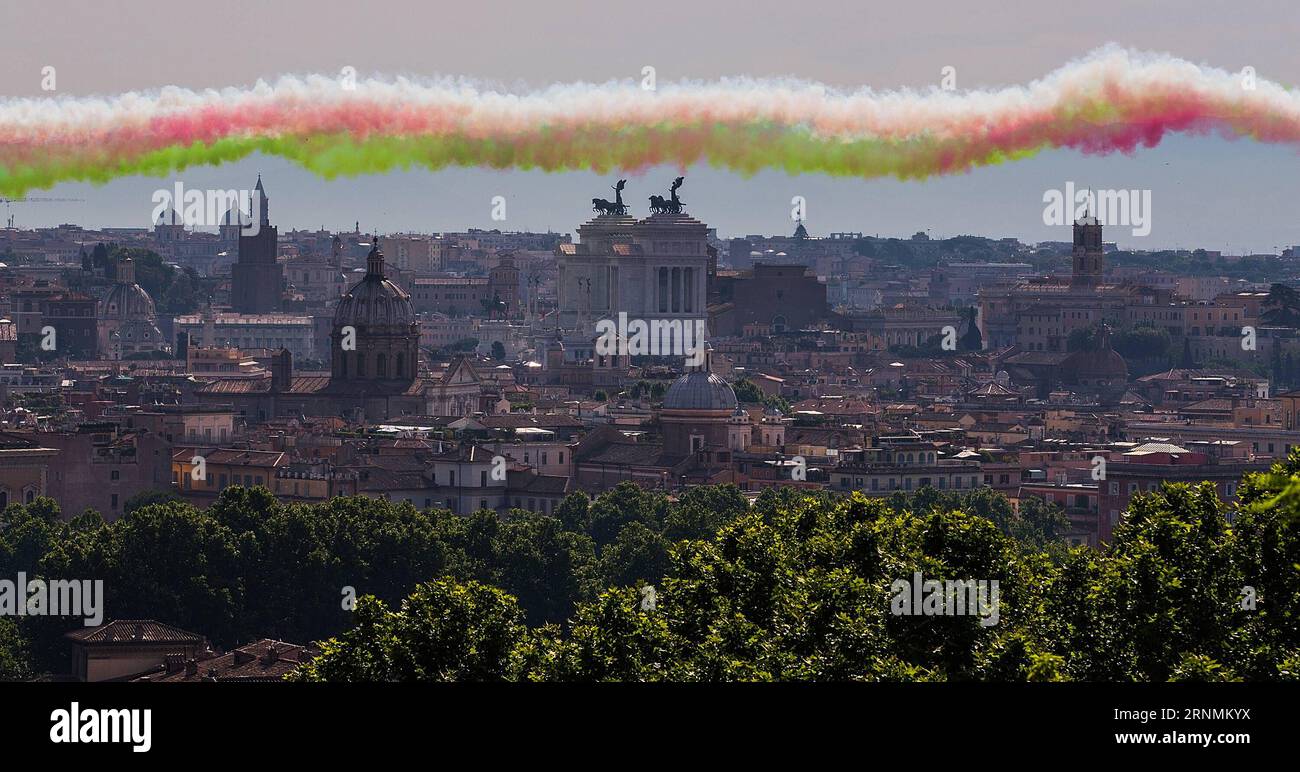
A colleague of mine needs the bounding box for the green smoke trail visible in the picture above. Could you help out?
[0,122,1048,198]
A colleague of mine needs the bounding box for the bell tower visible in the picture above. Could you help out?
[1071,214,1104,288]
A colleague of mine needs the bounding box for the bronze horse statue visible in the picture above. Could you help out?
[592,179,628,216]
[649,177,685,214]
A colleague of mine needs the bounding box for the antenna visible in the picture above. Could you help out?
[0,196,86,227]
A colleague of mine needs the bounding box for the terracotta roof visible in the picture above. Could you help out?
[198,375,338,395]
[507,472,573,494]
[580,441,670,467]
[173,448,286,467]
[136,639,316,682]
[66,619,204,646]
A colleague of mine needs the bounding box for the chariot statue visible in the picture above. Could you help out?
[592,179,629,216]
[648,177,685,215]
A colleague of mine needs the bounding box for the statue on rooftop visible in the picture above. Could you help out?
[649,177,685,214]
[592,179,628,216]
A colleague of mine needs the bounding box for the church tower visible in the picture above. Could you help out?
[1071,214,1104,289]
[231,174,283,313]
[489,252,520,317]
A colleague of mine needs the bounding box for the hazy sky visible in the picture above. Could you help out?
[1,0,1298,251]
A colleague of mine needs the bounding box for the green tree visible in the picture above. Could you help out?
[289,579,526,682]
[1261,283,1300,327]
[0,619,34,681]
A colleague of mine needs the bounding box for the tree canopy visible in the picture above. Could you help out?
[4,464,1298,682]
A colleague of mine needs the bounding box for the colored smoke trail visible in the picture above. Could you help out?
[1,45,1298,197]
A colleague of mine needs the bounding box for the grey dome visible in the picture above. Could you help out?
[663,371,738,411]
[333,277,414,328]
[334,239,414,329]
[102,282,156,322]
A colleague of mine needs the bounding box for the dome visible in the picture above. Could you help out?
[102,282,157,322]
[1062,348,1127,380]
[221,205,247,226]
[334,278,414,328]
[663,371,738,411]
[1062,325,1127,382]
[101,259,156,322]
[333,240,414,329]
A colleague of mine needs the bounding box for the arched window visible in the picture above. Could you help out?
[340,353,348,377]
[356,353,366,377]
[396,352,405,379]
[376,353,387,379]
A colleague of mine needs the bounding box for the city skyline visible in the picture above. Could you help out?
[7,137,1295,255]
[2,0,1298,252]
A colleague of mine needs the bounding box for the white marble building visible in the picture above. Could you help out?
[556,210,711,363]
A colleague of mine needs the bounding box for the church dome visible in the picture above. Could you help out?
[663,371,738,411]
[102,282,156,322]
[1062,324,1127,382]
[221,205,246,227]
[333,239,414,329]
[101,258,157,322]
[1062,347,1128,381]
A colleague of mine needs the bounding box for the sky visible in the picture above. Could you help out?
[0,0,1298,251]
